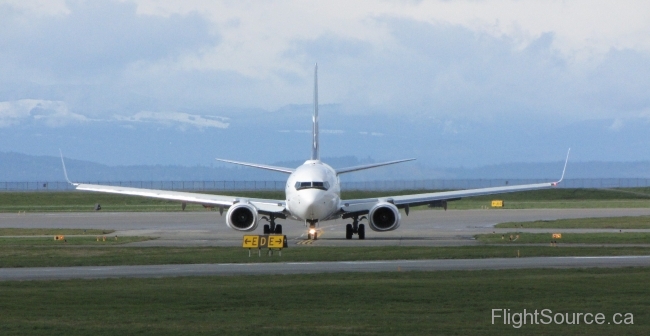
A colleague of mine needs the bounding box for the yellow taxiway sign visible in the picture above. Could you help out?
[242,235,286,248]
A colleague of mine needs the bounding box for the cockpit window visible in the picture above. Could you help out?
[295,181,330,190]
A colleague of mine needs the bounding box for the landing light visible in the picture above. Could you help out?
[309,229,316,235]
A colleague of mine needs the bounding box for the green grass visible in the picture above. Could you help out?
[497,216,650,229]
[0,228,114,236]
[446,187,650,209]
[0,191,218,212]
[0,236,153,246]
[476,232,650,244]
[0,268,648,335]
[2,188,650,212]
[2,245,650,268]
[449,199,650,209]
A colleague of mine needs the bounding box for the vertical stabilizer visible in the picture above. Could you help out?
[311,63,320,160]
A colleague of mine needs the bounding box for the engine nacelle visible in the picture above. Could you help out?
[368,202,401,232]
[226,203,259,232]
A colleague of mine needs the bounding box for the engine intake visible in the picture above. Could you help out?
[368,202,401,232]
[226,203,259,232]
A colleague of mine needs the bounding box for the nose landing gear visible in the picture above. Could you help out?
[345,216,366,240]
[261,214,283,234]
[306,220,318,240]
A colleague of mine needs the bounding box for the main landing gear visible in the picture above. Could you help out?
[345,216,366,240]
[262,214,283,234]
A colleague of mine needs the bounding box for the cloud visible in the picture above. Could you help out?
[130,0,650,67]
[0,98,229,130]
[1,0,649,130]
[114,111,229,129]
[358,131,383,136]
[609,119,624,132]
[0,99,88,127]
[0,0,218,78]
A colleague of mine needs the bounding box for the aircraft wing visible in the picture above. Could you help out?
[340,150,571,217]
[59,151,285,215]
[340,181,557,215]
[74,183,286,214]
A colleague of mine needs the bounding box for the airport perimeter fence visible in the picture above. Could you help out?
[2,178,650,192]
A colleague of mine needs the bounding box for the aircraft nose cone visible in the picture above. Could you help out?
[301,192,319,205]
[300,190,325,219]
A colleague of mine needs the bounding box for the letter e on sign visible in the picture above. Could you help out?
[242,235,259,248]
[268,235,284,248]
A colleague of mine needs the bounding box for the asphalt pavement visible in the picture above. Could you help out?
[2,256,649,281]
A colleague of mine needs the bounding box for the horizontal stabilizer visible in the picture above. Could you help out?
[335,158,415,175]
[216,158,295,174]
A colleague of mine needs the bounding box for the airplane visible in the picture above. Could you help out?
[60,64,570,240]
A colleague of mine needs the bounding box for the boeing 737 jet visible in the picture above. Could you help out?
[61,65,569,240]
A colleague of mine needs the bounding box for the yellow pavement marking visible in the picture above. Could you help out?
[295,229,325,245]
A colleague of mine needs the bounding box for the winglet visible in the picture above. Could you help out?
[59,149,77,186]
[552,148,570,186]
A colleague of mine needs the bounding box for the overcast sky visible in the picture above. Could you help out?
[1,1,649,167]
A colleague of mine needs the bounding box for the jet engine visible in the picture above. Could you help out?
[368,202,401,232]
[225,203,259,232]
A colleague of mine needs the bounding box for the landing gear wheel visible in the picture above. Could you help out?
[358,224,365,240]
[274,224,283,234]
[263,224,270,234]
[345,224,353,239]
[313,232,318,240]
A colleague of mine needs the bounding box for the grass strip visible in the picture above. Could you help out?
[0,236,153,246]
[496,216,650,229]
[449,199,650,209]
[0,268,648,335]
[0,228,114,236]
[476,232,650,244]
[1,245,650,268]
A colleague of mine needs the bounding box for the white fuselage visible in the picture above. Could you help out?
[285,160,341,222]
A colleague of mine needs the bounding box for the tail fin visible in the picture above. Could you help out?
[311,63,319,160]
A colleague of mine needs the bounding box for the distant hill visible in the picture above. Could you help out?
[1,151,650,182]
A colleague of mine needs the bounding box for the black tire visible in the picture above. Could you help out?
[358,224,365,240]
[313,232,318,240]
[275,224,283,234]
[345,224,353,239]
[263,224,270,234]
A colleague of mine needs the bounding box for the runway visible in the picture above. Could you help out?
[2,208,650,247]
[2,209,650,281]
[1,256,649,281]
